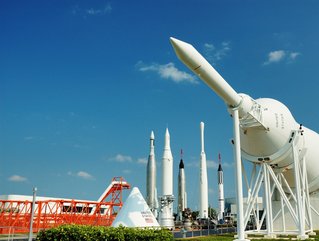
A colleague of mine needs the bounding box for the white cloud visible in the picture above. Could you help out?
[68,171,94,180]
[111,154,133,163]
[184,159,233,169]
[208,188,215,194]
[138,62,198,84]
[264,50,300,65]
[137,158,148,164]
[72,3,112,16]
[267,50,286,63]
[77,171,94,179]
[289,52,300,60]
[204,41,231,64]
[207,160,218,169]
[86,4,112,15]
[8,175,27,182]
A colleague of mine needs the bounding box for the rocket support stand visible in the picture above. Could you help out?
[232,108,314,241]
[232,108,249,241]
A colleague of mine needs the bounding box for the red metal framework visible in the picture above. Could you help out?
[0,177,130,234]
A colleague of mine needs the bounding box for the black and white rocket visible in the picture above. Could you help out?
[159,128,175,229]
[178,149,187,221]
[146,131,158,218]
[199,122,208,218]
[217,153,225,221]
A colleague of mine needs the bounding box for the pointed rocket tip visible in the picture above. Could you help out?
[179,159,184,169]
[165,128,170,136]
[218,163,223,172]
[150,131,155,140]
[170,37,190,53]
[169,37,177,44]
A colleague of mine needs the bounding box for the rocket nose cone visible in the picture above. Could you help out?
[150,131,155,140]
[165,128,170,136]
[170,37,189,54]
[170,37,203,71]
[179,159,184,169]
[169,37,179,48]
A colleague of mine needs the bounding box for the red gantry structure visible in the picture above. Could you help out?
[0,177,130,234]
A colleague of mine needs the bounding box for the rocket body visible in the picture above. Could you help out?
[217,156,225,221]
[178,158,186,221]
[199,122,208,219]
[160,128,174,229]
[170,37,319,193]
[162,128,173,196]
[146,131,157,217]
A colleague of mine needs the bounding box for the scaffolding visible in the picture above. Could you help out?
[0,177,130,234]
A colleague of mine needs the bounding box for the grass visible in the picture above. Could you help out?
[175,231,319,240]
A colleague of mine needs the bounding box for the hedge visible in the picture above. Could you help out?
[36,224,173,241]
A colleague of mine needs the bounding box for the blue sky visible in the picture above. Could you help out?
[1,1,319,211]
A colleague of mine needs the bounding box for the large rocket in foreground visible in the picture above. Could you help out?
[170,37,319,193]
[159,128,174,229]
[199,122,208,219]
[146,131,158,218]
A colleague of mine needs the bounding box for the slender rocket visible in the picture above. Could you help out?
[199,122,208,219]
[146,131,157,217]
[159,128,174,229]
[217,153,225,221]
[178,149,187,221]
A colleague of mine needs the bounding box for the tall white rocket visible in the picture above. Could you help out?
[199,122,208,219]
[146,131,158,217]
[178,149,187,221]
[217,153,225,221]
[160,128,174,228]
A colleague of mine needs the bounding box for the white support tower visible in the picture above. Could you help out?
[241,127,314,239]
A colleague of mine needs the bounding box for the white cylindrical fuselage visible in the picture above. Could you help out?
[146,131,157,215]
[199,122,208,218]
[170,37,319,194]
[162,128,173,196]
[160,128,174,229]
[178,159,186,219]
[218,164,225,221]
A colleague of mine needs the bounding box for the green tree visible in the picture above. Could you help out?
[208,205,218,220]
[191,210,199,220]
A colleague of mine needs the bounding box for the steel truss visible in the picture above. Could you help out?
[0,177,130,234]
[235,126,316,240]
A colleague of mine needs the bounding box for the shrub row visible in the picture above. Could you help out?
[36,224,173,241]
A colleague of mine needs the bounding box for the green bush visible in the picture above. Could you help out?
[36,224,173,241]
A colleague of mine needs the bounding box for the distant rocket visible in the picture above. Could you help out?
[217,153,225,221]
[146,131,158,217]
[178,149,187,221]
[199,122,209,219]
[162,128,173,197]
[160,128,174,228]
